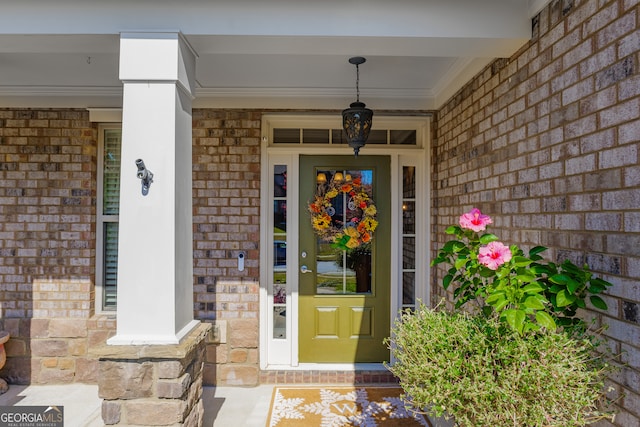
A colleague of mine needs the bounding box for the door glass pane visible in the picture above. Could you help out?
[273,201,287,232]
[402,201,415,234]
[403,166,416,198]
[312,169,374,295]
[402,272,415,304]
[403,237,415,269]
[402,166,417,309]
[274,166,287,197]
[273,307,286,339]
[273,165,287,339]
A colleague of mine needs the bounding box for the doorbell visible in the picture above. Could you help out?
[238,252,245,272]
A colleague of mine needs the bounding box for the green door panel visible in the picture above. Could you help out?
[299,155,391,363]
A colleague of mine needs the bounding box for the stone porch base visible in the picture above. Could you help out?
[91,323,211,426]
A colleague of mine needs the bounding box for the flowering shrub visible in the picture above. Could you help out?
[309,177,378,250]
[386,208,616,425]
[386,307,614,427]
[431,208,613,334]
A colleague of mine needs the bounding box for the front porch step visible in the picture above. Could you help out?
[259,370,398,385]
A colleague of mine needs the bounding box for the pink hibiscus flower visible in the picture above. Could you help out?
[478,241,512,270]
[459,208,492,232]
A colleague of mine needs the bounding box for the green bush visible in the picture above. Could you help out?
[386,306,613,427]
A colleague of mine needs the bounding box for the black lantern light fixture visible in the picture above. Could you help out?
[342,57,373,156]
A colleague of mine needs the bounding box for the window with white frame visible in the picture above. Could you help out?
[97,126,122,310]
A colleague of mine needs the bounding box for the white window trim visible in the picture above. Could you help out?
[96,123,122,313]
[260,114,431,369]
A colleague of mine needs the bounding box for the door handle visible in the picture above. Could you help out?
[300,265,313,274]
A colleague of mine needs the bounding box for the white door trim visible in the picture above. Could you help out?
[259,114,431,370]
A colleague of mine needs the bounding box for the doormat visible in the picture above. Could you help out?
[267,386,432,427]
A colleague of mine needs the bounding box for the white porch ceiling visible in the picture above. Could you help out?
[0,0,549,110]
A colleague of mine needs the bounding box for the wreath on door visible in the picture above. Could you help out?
[309,177,378,250]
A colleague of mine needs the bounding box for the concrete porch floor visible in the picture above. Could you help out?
[0,383,275,427]
[0,383,455,426]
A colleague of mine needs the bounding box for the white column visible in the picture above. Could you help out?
[108,32,199,345]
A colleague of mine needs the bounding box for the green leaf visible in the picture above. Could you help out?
[513,256,532,267]
[524,295,545,310]
[529,246,548,256]
[589,278,612,293]
[550,274,570,285]
[485,292,505,305]
[442,240,466,253]
[515,273,536,283]
[548,284,563,293]
[530,264,552,275]
[454,256,468,270]
[522,283,545,294]
[535,311,557,331]
[566,278,581,294]
[493,298,510,312]
[445,225,459,235]
[556,290,576,308]
[443,274,453,290]
[503,309,526,334]
[590,295,608,310]
[479,233,499,244]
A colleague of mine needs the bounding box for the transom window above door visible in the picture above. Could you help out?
[273,128,417,146]
[263,115,428,149]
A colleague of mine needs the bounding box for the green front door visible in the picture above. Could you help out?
[299,155,391,363]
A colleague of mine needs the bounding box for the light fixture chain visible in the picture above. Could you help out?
[356,63,360,102]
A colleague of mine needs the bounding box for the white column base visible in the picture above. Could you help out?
[107,319,201,345]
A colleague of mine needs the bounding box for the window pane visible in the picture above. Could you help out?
[403,237,415,269]
[303,129,329,144]
[366,129,387,144]
[103,222,119,309]
[103,129,122,215]
[391,130,416,145]
[403,166,416,198]
[403,201,415,234]
[274,165,287,197]
[274,281,286,304]
[314,169,374,295]
[273,307,286,339]
[273,238,287,267]
[274,128,300,143]
[331,129,346,145]
[273,200,287,232]
[403,272,415,305]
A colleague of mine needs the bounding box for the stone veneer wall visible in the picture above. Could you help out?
[94,323,209,426]
[432,1,639,425]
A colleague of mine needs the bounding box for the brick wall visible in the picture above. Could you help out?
[191,110,262,386]
[0,109,117,384]
[432,1,639,425]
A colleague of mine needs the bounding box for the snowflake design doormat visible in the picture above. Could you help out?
[267,386,430,427]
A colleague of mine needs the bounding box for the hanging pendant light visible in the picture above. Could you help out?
[342,57,373,156]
